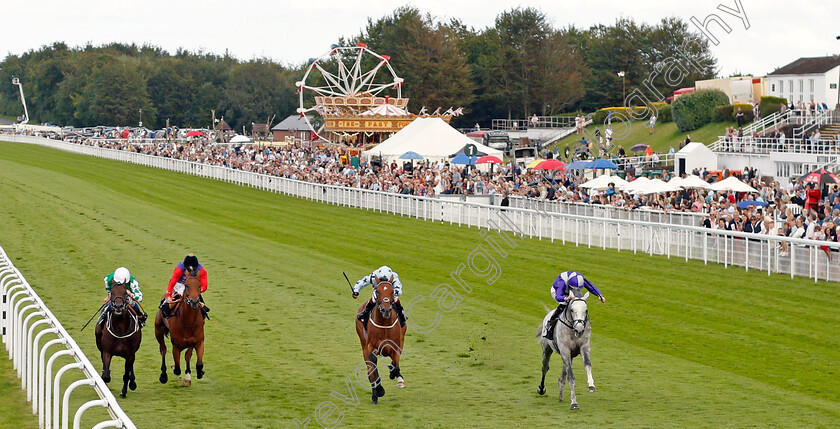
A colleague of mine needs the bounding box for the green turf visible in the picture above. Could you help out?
[1,141,838,428]
[550,119,738,156]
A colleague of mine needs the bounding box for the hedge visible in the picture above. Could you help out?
[671,89,730,132]
[713,105,734,122]
[759,95,787,118]
[658,104,672,122]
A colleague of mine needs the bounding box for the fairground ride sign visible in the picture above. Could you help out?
[324,115,451,132]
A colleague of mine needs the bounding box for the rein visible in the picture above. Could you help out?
[369,316,400,329]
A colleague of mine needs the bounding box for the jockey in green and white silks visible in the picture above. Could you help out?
[99,267,147,327]
[353,266,406,327]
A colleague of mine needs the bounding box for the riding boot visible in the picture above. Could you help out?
[393,301,407,327]
[159,299,171,319]
[544,305,564,339]
[199,294,210,313]
[357,299,376,323]
[97,306,110,326]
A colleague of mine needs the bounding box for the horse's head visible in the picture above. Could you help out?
[373,280,396,320]
[567,290,590,338]
[183,266,202,310]
[110,282,129,315]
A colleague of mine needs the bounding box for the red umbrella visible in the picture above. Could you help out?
[801,168,840,186]
[186,130,205,137]
[533,159,566,171]
[475,155,503,164]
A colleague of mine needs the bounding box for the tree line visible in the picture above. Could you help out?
[0,7,717,131]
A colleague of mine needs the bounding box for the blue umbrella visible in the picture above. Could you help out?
[451,153,477,165]
[737,200,767,209]
[566,161,591,170]
[590,159,618,169]
[399,151,423,160]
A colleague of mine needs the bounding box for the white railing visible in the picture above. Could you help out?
[507,197,706,227]
[708,110,835,152]
[715,137,840,155]
[0,245,136,429]
[4,134,840,283]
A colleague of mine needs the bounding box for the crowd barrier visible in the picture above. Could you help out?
[3,134,840,283]
[0,245,136,429]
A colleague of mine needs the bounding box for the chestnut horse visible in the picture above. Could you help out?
[95,283,142,397]
[355,281,406,405]
[155,268,205,386]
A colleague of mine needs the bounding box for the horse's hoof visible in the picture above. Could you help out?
[570,403,579,410]
[375,385,385,398]
[159,373,168,384]
[173,367,181,376]
[537,386,546,395]
[120,392,126,398]
[197,369,205,380]
[397,380,406,388]
[184,378,191,387]
[588,386,597,392]
[102,375,111,384]
[129,380,137,391]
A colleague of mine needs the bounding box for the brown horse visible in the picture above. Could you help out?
[95,283,142,397]
[355,281,407,405]
[154,268,205,386]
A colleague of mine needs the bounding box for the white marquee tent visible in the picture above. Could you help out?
[364,117,503,162]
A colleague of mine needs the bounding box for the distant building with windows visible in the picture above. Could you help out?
[767,56,840,107]
[695,76,767,104]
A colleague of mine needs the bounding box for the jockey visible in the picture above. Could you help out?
[544,270,605,339]
[159,253,210,319]
[99,267,147,327]
[353,266,406,327]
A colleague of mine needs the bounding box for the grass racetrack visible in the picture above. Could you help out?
[1,141,839,428]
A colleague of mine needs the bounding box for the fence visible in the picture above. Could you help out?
[3,134,840,283]
[0,245,136,429]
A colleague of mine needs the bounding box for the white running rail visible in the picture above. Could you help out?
[3,134,840,283]
[0,245,136,429]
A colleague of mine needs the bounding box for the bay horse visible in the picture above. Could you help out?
[536,289,596,410]
[95,283,142,398]
[355,280,406,405]
[155,268,205,386]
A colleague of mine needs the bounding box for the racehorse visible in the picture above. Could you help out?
[536,289,596,410]
[95,283,142,398]
[155,268,205,386]
[355,281,407,405]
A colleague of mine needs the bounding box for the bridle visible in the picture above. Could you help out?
[106,284,138,339]
[183,272,201,310]
[369,281,399,329]
[558,298,589,332]
[110,283,129,315]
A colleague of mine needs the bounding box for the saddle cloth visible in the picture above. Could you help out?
[541,311,554,337]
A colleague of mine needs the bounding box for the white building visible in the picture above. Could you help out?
[766,56,840,107]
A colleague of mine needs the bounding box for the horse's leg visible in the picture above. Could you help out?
[558,355,566,403]
[195,341,205,379]
[184,347,193,387]
[101,351,112,384]
[367,350,382,404]
[389,352,405,388]
[582,344,596,392]
[120,355,133,398]
[127,353,137,391]
[155,318,168,384]
[538,344,552,395]
[566,354,578,410]
[172,345,182,376]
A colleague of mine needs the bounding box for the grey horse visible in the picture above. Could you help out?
[536,289,595,410]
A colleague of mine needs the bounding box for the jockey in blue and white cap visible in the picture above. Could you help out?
[353,266,406,326]
[545,270,606,338]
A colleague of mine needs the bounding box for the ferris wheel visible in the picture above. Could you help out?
[296,43,404,142]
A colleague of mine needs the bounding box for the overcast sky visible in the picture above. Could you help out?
[3,0,839,77]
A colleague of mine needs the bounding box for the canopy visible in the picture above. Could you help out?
[533,159,566,171]
[579,174,628,191]
[678,175,712,189]
[366,117,503,162]
[186,130,205,137]
[451,154,477,165]
[620,176,651,193]
[800,168,840,187]
[710,176,758,193]
[637,179,681,194]
[476,155,502,164]
[566,159,617,170]
[230,135,251,143]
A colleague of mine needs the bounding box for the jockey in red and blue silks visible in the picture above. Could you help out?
[544,271,606,338]
[161,254,210,319]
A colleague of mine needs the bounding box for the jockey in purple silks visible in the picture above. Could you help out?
[544,271,606,338]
